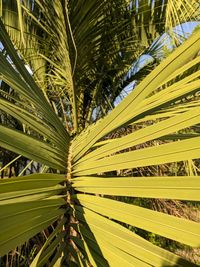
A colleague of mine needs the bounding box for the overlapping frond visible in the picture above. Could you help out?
[0,19,69,170]
[2,0,199,131]
[70,30,200,266]
[72,30,200,161]
[0,1,200,266]
[0,174,65,256]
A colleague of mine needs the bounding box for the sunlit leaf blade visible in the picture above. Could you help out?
[73,176,200,201]
[0,173,65,203]
[87,72,200,147]
[0,18,49,109]
[0,199,65,256]
[0,20,69,170]
[0,98,65,149]
[0,1,200,266]
[0,173,66,256]
[160,55,200,86]
[74,206,196,267]
[71,232,147,267]
[132,99,200,125]
[72,30,200,161]
[0,173,64,191]
[73,136,200,175]
[76,106,200,164]
[0,18,69,142]
[0,125,66,170]
[75,194,200,247]
[0,186,64,204]
[73,73,200,158]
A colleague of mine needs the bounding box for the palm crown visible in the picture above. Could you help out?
[0,0,200,266]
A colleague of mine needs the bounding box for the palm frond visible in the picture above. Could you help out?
[0,1,200,266]
[0,174,65,256]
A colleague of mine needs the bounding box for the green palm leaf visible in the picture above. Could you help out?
[72,30,200,161]
[0,1,200,266]
[75,194,200,247]
[74,207,196,267]
[0,174,65,256]
[73,176,200,201]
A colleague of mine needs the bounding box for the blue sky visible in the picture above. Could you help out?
[114,21,200,106]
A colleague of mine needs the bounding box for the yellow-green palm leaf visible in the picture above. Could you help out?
[0,1,200,266]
